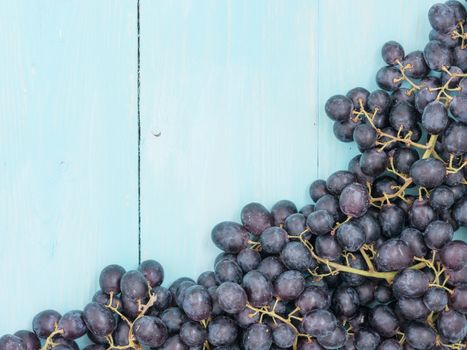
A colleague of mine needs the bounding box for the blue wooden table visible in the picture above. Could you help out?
[0,0,464,333]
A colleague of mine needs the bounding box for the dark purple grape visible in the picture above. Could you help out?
[158,334,188,350]
[235,307,259,329]
[339,183,369,218]
[260,226,289,254]
[415,77,440,112]
[121,295,142,319]
[58,310,87,340]
[400,228,428,258]
[315,234,342,261]
[376,66,402,91]
[355,282,375,304]
[99,264,125,295]
[429,29,458,48]
[423,287,448,312]
[179,321,207,347]
[378,204,406,238]
[160,307,187,334]
[300,204,316,218]
[355,213,381,243]
[369,305,398,337]
[281,241,317,271]
[443,122,467,155]
[368,90,392,113]
[302,309,338,337]
[214,259,243,284]
[347,87,370,110]
[241,202,273,236]
[316,324,347,350]
[12,332,39,350]
[258,256,286,281]
[215,252,237,266]
[175,280,196,307]
[392,88,415,105]
[375,283,393,303]
[450,95,467,124]
[423,220,453,249]
[422,101,448,134]
[440,240,467,271]
[360,149,388,177]
[410,158,446,188]
[375,239,414,272]
[354,328,380,350]
[403,50,430,78]
[271,322,296,348]
[310,180,329,202]
[333,286,360,317]
[208,316,238,347]
[453,45,467,71]
[92,290,121,310]
[354,124,377,151]
[450,286,467,314]
[382,41,405,65]
[271,200,297,226]
[424,40,453,71]
[133,316,168,347]
[242,270,273,307]
[307,210,335,235]
[389,102,419,133]
[168,277,195,297]
[430,185,455,210]
[409,199,437,231]
[113,319,130,347]
[120,270,148,301]
[405,322,436,350]
[236,248,261,273]
[0,335,26,350]
[52,337,78,350]
[274,270,305,300]
[428,3,457,33]
[377,339,402,350]
[197,271,218,289]
[216,282,247,314]
[296,286,331,314]
[336,222,365,252]
[138,259,164,287]
[348,155,375,186]
[325,95,353,122]
[396,297,430,320]
[436,309,466,343]
[211,221,249,254]
[32,310,61,338]
[316,195,342,221]
[83,302,116,337]
[182,285,212,321]
[326,171,356,196]
[334,119,360,142]
[285,213,307,236]
[393,269,430,298]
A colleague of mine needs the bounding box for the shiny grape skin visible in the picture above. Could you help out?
[98,264,125,295]
[179,321,207,347]
[436,309,467,343]
[132,315,168,347]
[207,316,238,347]
[271,322,296,348]
[242,270,273,307]
[392,269,430,299]
[376,66,402,91]
[160,307,187,334]
[302,309,338,338]
[453,197,467,226]
[405,322,436,350]
[430,185,455,211]
[446,0,467,21]
[214,258,243,284]
[182,285,212,321]
[32,310,61,338]
[368,90,392,113]
[309,179,330,202]
[57,310,87,340]
[389,101,419,133]
[12,331,39,350]
[421,101,448,134]
[400,228,428,258]
[360,148,388,177]
[396,297,430,321]
[296,286,331,314]
[409,158,446,189]
[271,199,297,226]
[378,204,405,238]
[236,248,261,273]
[333,119,360,143]
[258,256,286,281]
[211,221,249,254]
[423,40,453,71]
[354,213,381,243]
[347,87,370,110]
[284,213,307,236]
[382,41,405,65]
[316,324,347,350]
[423,287,448,312]
[450,285,467,314]
[242,323,273,350]
[369,305,399,338]
[332,286,360,318]
[403,50,429,79]
[408,199,437,231]
[215,282,247,314]
[423,220,454,250]
[120,270,149,301]
[260,226,289,254]
[274,270,305,301]
[138,259,165,288]
[354,328,380,350]
[354,124,377,151]
[196,271,218,289]
[339,183,369,218]
[316,194,342,221]
[428,3,457,33]
[281,241,317,272]
[306,210,335,235]
[336,222,365,252]
[325,95,353,122]
[82,302,116,337]
[0,335,26,350]
[235,307,259,329]
[175,280,196,307]
[375,239,414,272]
[443,122,467,155]
[168,277,195,297]
[377,339,402,350]
[240,202,273,236]
[440,240,467,271]
[113,320,130,347]
[326,171,356,196]
[315,234,343,261]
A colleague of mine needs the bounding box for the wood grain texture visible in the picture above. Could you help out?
[0,1,138,333]
[139,0,319,283]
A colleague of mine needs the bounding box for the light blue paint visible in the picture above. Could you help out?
[0,0,465,335]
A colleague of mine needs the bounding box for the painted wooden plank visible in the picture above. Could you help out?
[317,0,465,241]
[0,1,138,332]
[140,0,319,283]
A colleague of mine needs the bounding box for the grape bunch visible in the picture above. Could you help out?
[1,2,467,350]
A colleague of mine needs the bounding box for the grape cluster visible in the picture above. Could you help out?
[1,2,467,350]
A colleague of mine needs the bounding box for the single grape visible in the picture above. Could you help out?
[326,171,356,196]
[258,256,286,281]
[306,210,335,235]
[281,241,317,272]
[160,307,187,334]
[436,309,466,343]
[32,310,61,338]
[316,324,347,350]
[315,234,342,261]
[242,270,273,307]
[208,316,238,347]
[179,321,207,347]
[369,305,398,337]
[0,335,26,350]
[138,259,164,287]
[449,95,467,124]
[389,101,419,133]
[82,302,116,337]
[57,310,87,340]
[296,286,331,314]
[449,286,467,314]
[133,315,168,347]
[396,297,430,320]
[260,226,289,254]
[347,87,370,110]
[422,101,448,134]
[354,328,380,350]
[440,240,467,271]
[241,202,273,236]
[354,213,381,243]
[423,220,453,250]
[410,158,446,189]
[214,258,243,284]
[382,41,404,65]
[12,331,39,350]
[378,204,406,238]
[443,122,467,155]
[339,183,369,218]
[336,222,365,252]
[334,119,360,142]
[376,66,402,91]
[408,199,437,231]
[423,287,448,312]
[120,270,149,301]
[274,270,305,301]
[216,282,247,314]
[182,285,212,321]
[284,213,307,236]
[423,40,453,71]
[99,264,125,295]
[403,50,430,78]
[375,239,414,272]
[360,148,388,177]
[428,3,456,33]
[302,309,338,338]
[316,194,342,221]
[392,269,430,298]
[309,180,329,202]
[325,95,353,122]
[332,286,360,317]
[271,200,297,226]
[368,90,392,113]
[197,271,218,289]
[400,228,428,258]
[430,185,455,210]
[236,248,261,273]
